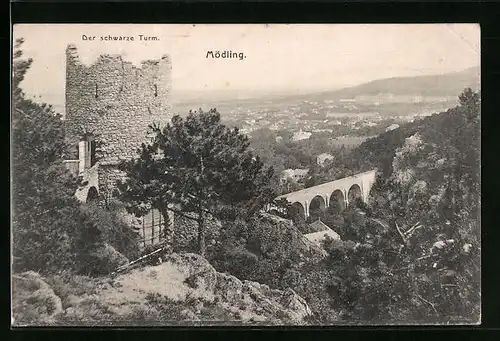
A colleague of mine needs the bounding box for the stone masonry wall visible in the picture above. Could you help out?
[65,45,175,249]
[65,44,173,166]
[97,164,126,203]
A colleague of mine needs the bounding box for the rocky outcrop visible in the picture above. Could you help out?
[108,252,313,325]
[12,271,63,325]
[79,243,129,276]
[12,253,313,326]
[215,272,243,302]
[213,271,312,324]
[258,213,328,259]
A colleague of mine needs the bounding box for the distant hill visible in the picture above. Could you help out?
[324,67,480,99]
[35,67,481,116]
[174,67,480,112]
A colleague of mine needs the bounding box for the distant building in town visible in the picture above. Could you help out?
[385,123,400,132]
[308,219,332,233]
[280,168,309,184]
[292,129,312,142]
[317,153,334,166]
[304,220,341,246]
[239,128,250,135]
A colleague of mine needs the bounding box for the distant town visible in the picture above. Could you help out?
[171,92,457,147]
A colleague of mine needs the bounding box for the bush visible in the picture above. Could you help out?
[280,261,341,324]
[13,195,140,276]
[207,214,316,290]
[78,202,141,260]
[77,243,129,276]
[210,243,259,280]
[172,215,222,254]
[43,272,100,309]
[12,169,82,274]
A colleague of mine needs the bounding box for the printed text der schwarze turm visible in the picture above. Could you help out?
[82,35,159,41]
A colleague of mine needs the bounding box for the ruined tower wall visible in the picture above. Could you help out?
[65,44,173,166]
[65,45,175,248]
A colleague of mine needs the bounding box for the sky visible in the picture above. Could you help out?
[13,24,480,105]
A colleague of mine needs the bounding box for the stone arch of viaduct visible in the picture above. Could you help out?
[273,169,377,219]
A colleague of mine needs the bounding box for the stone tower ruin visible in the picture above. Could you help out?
[64,44,173,204]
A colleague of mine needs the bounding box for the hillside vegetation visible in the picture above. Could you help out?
[288,88,481,323]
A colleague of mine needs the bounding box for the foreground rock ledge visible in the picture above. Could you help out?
[12,253,313,326]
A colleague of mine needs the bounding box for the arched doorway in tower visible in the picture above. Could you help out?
[347,184,362,208]
[86,186,99,203]
[329,189,346,214]
[308,195,326,222]
[290,202,306,220]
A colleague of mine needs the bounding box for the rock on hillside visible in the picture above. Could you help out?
[12,271,64,325]
[259,213,328,259]
[12,253,313,326]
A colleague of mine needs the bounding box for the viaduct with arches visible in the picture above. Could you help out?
[273,169,378,219]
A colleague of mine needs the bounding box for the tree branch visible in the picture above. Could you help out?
[415,254,433,261]
[395,222,407,246]
[111,247,165,275]
[416,294,438,314]
[370,218,390,230]
[404,221,423,238]
[176,195,215,217]
[15,108,27,116]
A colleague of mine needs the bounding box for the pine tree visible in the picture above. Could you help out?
[12,38,83,272]
[117,109,275,257]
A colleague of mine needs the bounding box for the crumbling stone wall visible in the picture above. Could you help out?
[65,44,172,166]
[97,164,126,203]
[65,44,172,196]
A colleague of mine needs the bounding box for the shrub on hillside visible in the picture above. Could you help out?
[79,202,141,260]
[13,187,138,275]
[11,165,83,273]
[77,243,129,276]
[207,214,315,289]
[280,260,342,324]
[12,39,83,274]
[172,215,222,254]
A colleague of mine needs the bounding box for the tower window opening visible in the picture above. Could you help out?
[95,83,98,98]
[79,135,97,170]
[90,139,97,167]
[154,84,158,97]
